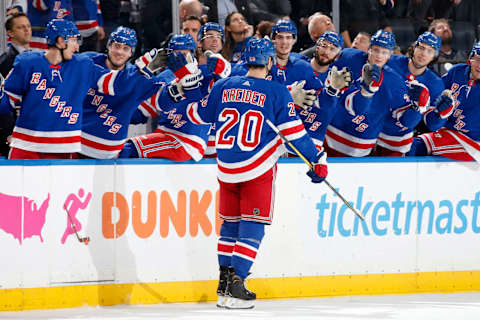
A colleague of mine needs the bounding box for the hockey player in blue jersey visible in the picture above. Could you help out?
[377,31,445,156]
[0,19,126,159]
[120,34,211,161]
[196,22,231,156]
[269,19,322,91]
[324,30,422,157]
[28,0,74,50]
[295,31,355,150]
[408,42,480,162]
[78,26,182,159]
[186,38,328,309]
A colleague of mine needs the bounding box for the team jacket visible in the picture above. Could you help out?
[0,51,120,153]
[186,75,321,183]
[379,54,445,153]
[80,52,165,159]
[325,48,412,156]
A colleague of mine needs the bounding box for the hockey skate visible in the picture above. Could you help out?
[225,274,256,309]
[216,266,233,308]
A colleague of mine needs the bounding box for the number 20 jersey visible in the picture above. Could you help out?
[187,75,320,183]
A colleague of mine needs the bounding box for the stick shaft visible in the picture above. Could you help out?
[265,119,364,220]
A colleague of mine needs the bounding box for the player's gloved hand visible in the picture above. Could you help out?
[434,89,455,119]
[135,48,168,79]
[408,80,430,113]
[167,51,203,90]
[324,66,352,97]
[307,151,328,183]
[167,79,185,102]
[360,63,382,97]
[288,80,316,110]
[205,50,231,79]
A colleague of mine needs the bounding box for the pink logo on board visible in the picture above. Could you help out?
[0,193,50,244]
[61,188,92,244]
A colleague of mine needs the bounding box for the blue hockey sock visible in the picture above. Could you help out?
[231,220,265,279]
[118,141,139,158]
[217,221,239,267]
[407,137,428,156]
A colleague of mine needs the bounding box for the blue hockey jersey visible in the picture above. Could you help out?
[186,75,321,183]
[325,48,411,156]
[80,52,165,159]
[379,54,445,153]
[28,0,74,50]
[0,51,120,153]
[424,63,480,142]
[72,0,103,38]
[135,67,211,161]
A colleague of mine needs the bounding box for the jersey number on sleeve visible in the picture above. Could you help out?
[216,108,264,151]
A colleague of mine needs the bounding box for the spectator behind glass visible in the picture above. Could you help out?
[290,0,332,52]
[179,0,203,23]
[204,0,251,28]
[254,20,274,38]
[182,15,203,48]
[0,12,31,158]
[429,18,469,75]
[222,12,253,62]
[299,13,335,58]
[407,0,462,34]
[351,31,371,53]
[340,0,394,48]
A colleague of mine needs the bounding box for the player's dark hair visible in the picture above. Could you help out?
[183,15,203,27]
[407,43,439,66]
[5,12,28,31]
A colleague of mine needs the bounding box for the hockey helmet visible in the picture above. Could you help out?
[168,33,196,51]
[45,19,79,46]
[316,31,344,50]
[415,31,441,55]
[198,22,225,43]
[370,29,396,51]
[108,26,138,54]
[270,19,297,40]
[469,41,480,60]
[244,38,276,66]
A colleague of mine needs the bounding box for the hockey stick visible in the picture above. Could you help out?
[63,205,90,245]
[266,119,364,220]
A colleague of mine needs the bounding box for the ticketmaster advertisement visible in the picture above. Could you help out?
[0,158,479,309]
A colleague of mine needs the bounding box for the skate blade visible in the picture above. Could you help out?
[225,297,255,309]
[216,295,228,308]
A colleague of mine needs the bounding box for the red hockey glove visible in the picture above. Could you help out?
[307,151,328,183]
[205,50,231,79]
[408,80,430,113]
[167,51,203,90]
[434,89,455,119]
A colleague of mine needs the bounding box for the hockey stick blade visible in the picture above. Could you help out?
[265,119,364,220]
